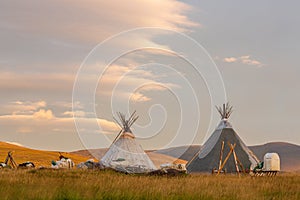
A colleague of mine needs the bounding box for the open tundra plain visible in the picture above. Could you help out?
[0,169,299,200]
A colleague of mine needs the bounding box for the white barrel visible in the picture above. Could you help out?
[263,153,280,171]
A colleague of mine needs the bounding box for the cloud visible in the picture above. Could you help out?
[130,92,151,102]
[52,101,84,110]
[240,55,250,60]
[12,100,46,110]
[223,57,237,63]
[1,0,197,44]
[0,99,119,135]
[96,118,120,134]
[0,109,119,136]
[96,64,180,102]
[0,0,195,109]
[63,111,86,118]
[0,1,198,150]
[240,56,263,66]
[33,109,55,120]
[0,109,55,120]
[1,100,47,115]
[223,55,264,67]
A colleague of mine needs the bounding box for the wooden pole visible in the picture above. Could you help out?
[7,151,17,169]
[236,157,245,173]
[218,141,225,171]
[217,143,236,174]
[4,153,9,164]
[231,144,240,176]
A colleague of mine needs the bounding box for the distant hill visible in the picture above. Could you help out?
[73,148,108,160]
[249,142,300,172]
[0,142,90,167]
[155,145,201,161]
[1,141,299,171]
[72,142,300,171]
[154,142,300,172]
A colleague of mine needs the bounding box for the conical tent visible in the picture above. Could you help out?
[100,111,157,173]
[187,103,259,173]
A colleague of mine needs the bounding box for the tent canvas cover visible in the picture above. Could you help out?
[100,112,157,174]
[187,103,259,173]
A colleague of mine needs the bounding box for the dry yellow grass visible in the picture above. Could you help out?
[0,169,299,200]
[0,142,299,199]
[0,142,90,167]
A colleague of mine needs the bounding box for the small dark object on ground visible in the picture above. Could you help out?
[148,168,187,176]
[18,162,35,169]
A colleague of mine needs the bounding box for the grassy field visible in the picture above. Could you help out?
[0,169,299,200]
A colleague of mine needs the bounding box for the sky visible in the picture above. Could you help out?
[0,0,299,151]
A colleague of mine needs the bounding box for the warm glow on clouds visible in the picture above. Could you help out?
[96,118,120,134]
[97,64,179,102]
[63,111,86,118]
[1,0,197,44]
[223,57,237,63]
[1,0,300,151]
[1,100,47,116]
[0,1,196,150]
[130,92,151,102]
[0,100,119,137]
[33,109,55,120]
[223,55,263,67]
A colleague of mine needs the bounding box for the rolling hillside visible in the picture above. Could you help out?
[0,142,90,167]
